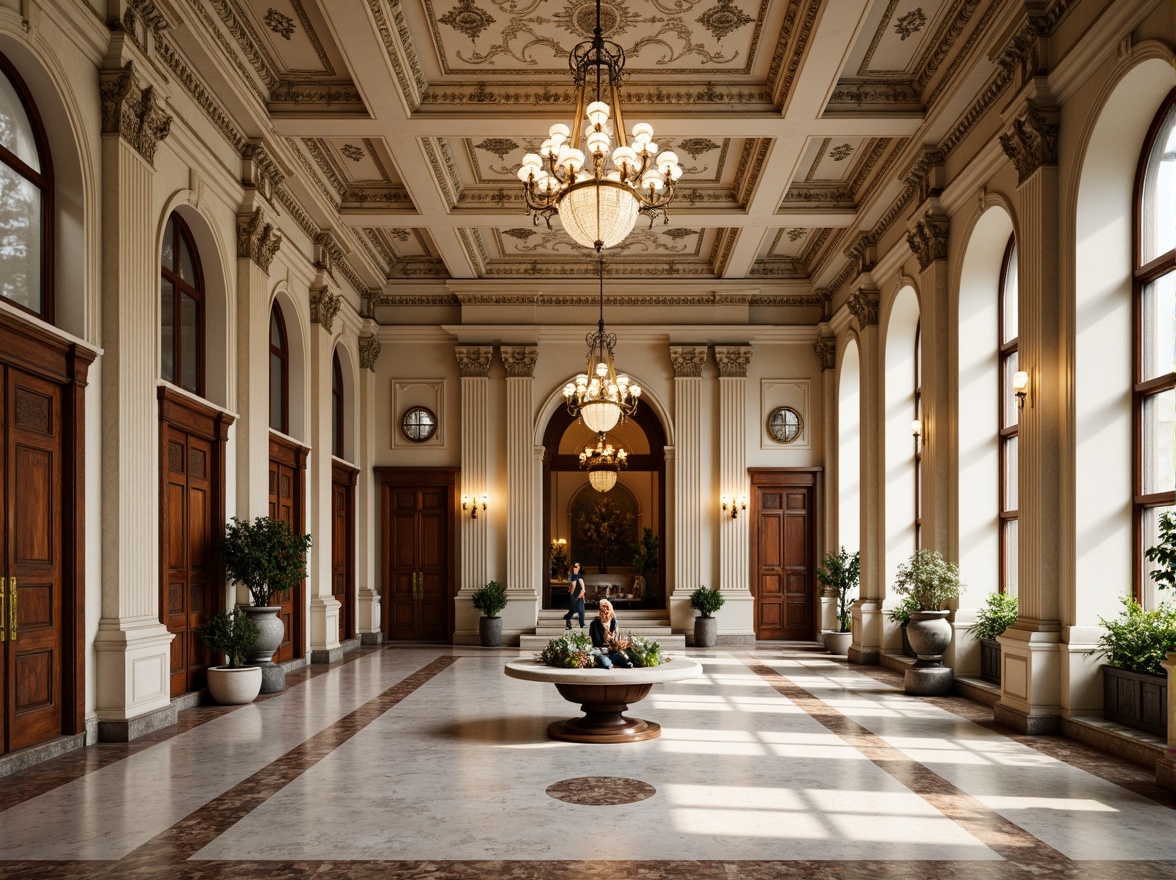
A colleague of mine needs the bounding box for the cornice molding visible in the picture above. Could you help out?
[236,208,282,273]
[714,345,753,378]
[100,61,172,165]
[669,345,707,378]
[500,345,539,378]
[455,345,494,377]
[314,231,348,281]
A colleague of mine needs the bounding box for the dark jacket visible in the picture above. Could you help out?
[589,617,619,649]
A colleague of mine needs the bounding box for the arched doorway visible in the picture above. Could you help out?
[542,403,666,610]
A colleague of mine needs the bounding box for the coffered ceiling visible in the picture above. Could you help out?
[160,0,1015,306]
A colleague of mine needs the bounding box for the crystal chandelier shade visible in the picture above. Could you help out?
[517,0,681,251]
[580,432,628,493]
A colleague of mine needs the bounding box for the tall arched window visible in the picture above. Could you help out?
[160,214,204,395]
[332,349,344,458]
[269,306,289,434]
[0,53,53,322]
[998,237,1019,596]
[1134,92,1176,608]
[913,321,922,550]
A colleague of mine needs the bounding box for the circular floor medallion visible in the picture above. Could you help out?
[546,776,656,806]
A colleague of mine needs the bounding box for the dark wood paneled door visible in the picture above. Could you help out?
[331,462,358,642]
[269,435,308,664]
[159,389,232,697]
[377,468,455,642]
[750,469,821,641]
[2,367,64,752]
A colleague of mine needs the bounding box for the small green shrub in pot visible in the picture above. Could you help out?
[968,593,1019,640]
[886,595,920,626]
[1097,597,1176,676]
[816,546,860,633]
[690,585,725,617]
[892,549,963,610]
[196,608,260,669]
[472,579,508,618]
[222,516,312,607]
[1144,510,1175,594]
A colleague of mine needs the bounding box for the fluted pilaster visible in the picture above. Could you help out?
[502,346,538,596]
[458,346,493,592]
[670,346,706,611]
[715,346,752,595]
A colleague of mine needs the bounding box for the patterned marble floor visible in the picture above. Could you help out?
[0,645,1174,879]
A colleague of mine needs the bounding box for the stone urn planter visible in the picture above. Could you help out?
[903,610,954,696]
[823,630,852,655]
[241,605,285,694]
[694,616,717,648]
[479,616,503,648]
[206,665,263,705]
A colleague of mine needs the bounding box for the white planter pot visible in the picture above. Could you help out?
[207,665,263,705]
[823,630,852,655]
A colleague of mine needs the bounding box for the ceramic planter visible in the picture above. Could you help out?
[206,665,263,705]
[823,630,852,655]
[1102,665,1168,737]
[479,615,503,647]
[903,610,954,696]
[694,616,717,648]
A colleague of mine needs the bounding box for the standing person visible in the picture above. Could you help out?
[563,562,586,630]
[589,600,633,669]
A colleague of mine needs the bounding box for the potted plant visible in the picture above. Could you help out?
[892,548,963,695]
[1097,597,1176,736]
[967,592,1018,684]
[690,585,725,648]
[630,528,659,603]
[472,579,508,647]
[816,547,859,655]
[549,538,568,580]
[222,515,312,693]
[887,595,920,657]
[195,608,262,705]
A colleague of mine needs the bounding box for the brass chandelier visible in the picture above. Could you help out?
[580,431,628,493]
[563,257,641,433]
[516,0,682,251]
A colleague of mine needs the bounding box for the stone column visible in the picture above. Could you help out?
[93,57,179,738]
[501,345,539,642]
[307,246,344,662]
[669,346,706,636]
[454,345,493,643]
[815,335,838,633]
[994,98,1064,734]
[356,333,382,643]
[1159,650,1176,791]
[847,287,885,664]
[714,345,755,645]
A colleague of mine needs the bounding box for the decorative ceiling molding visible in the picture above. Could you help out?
[913,0,982,94]
[155,35,248,152]
[368,0,426,112]
[457,228,488,276]
[767,0,821,109]
[423,137,464,208]
[827,79,922,109]
[734,138,772,206]
[421,81,774,110]
[184,0,270,103]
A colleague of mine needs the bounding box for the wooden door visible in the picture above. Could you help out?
[331,462,358,642]
[750,469,820,641]
[378,468,455,642]
[269,435,307,663]
[3,367,64,751]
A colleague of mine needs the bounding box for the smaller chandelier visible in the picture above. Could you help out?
[580,431,628,493]
[516,0,682,251]
[563,258,641,433]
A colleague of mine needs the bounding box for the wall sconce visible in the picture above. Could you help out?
[1013,370,1029,410]
[910,419,923,439]
[462,494,488,519]
[721,494,747,519]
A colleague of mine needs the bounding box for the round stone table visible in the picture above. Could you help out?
[504,657,703,743]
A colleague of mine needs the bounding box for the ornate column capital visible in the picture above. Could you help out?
[906,213,950,271]
[848,288,880,328]
[814,336,836,371]
[455,345,494,377]
[100,60,172,165]
[500,345,538,378]
[243,141,288,203]
[309,287,341,333]
[358,336,381,372]
[901,147,946,208]
[314,230,348,282]
[236,208,283,273]
[669,345,706,378]
[1000,102,1059,185]
[714,345,753,378]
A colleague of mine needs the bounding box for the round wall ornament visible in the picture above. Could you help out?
[401,406,437,442]
[767,406,802,444]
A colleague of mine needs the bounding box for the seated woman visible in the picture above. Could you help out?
[589,599,633,669]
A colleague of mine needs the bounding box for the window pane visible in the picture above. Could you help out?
[1003,434,1018,512]
[161,216,174,270]
[1141,109,1176,264]
[0,72,40,171]
[1003,519,1018,598]
[270,351,284,430]
[179,233,195,284]
[270,310,282,348]
[0,166,41,312]
[1142,388,1175,495]
[160,279,175,381]
[1002,350,1019,429]
[1141,271,1175,383]
[180,292,198,393]
[1002,244,1018,344]
[1142,504,1176,610]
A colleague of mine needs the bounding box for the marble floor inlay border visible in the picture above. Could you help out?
[738,656,1071,868]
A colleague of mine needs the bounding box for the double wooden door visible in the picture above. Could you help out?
[331,462,358,642]
[269,434,307,663]
[378,468,454,642]
[750,469,821,641]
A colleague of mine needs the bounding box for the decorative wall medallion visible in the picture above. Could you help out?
[663,227,699,240]
[546,776,656,806]
[697,0,753,42]
[389,228,412,242]
[340,143,365,162]
[829,143,853,161]
[439,0,496,42]
[675,137,721,159]
[894,7,927,41]
[767,406,802,443]
[264,8,296,39]
[474,137,520,159]
[787,228,806,242]
[502,228,537,241]
[401,406,438,442]
[556,1,639,39]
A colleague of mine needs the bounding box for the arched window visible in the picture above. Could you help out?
[998,237,1019,596]
[1134,93,1176,607]
[913,321,922,550]
[332,349,344,458]
[0,53,53,322]
[269,306,289,434]
[160,214,204,394]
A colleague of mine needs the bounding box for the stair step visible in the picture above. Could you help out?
[519,633,687,653]
[533,626,674,636]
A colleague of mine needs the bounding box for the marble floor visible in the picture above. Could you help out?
[1,645,1174,879]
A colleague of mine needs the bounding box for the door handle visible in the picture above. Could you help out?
[8,577,14,640]
[0,576,6,642]
[416,572,423,600]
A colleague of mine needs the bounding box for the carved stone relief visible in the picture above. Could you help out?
[359,336,382,371]
[999,103,1059,185]
[669,346,707,378]
[236,208,283,273]
[714,345,753,378]
[906,213,949,271]
[455,345,494,377]
[310,288,342,332]
[847,288,880,327]
[100,61,173,165]
[813,337,836,371]
[500,345,539,378]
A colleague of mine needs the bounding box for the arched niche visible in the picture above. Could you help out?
[883,285,921,582]
[838,336,861,553]
[270,286,308,443]
[333,339,359,465]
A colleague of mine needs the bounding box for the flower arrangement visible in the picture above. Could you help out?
[625,634,664,668]
[538,631,594,668]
